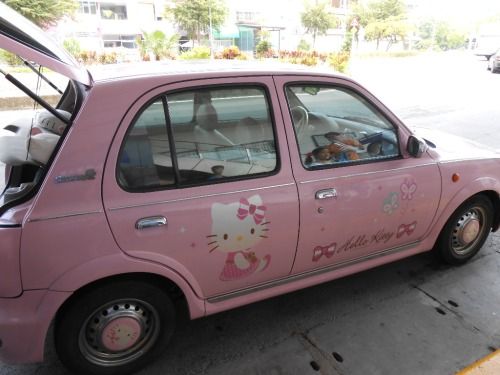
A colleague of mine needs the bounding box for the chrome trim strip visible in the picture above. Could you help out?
[207,241,419,304]
[439,157,500,164]
[300,163,436,185]
[109,182,296,211]
[28,210,103,222]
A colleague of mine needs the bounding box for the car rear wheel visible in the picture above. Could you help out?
[436,195,493,265]
[55,280,176,375]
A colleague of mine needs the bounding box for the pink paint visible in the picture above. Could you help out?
[1,7,500,371]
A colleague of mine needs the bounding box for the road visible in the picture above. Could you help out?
[350,51,500,148]
[2,51,500,375]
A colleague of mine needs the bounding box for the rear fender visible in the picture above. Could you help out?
[49,253,206,319]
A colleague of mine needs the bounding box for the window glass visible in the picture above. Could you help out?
[103,34,138,49]
[100,3,127,20]
[286,85,399,169]
[167,86,277,185]
[118,99,174,190]
[78,1,97,14]
[118,86,277,191]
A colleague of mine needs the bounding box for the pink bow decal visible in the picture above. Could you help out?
[312,243,337,262]
[397,221,417,238]
[237,198,266,224]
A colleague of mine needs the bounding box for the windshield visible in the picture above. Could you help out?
[0,46,79,210]
[289,86,393,129]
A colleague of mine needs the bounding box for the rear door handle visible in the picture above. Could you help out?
[135,216,167,230]
[315,188,337,200]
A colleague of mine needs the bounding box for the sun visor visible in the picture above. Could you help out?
[0,3,92,86]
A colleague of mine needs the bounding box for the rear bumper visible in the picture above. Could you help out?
[0,289,71,364]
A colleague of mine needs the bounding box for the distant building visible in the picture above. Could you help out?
[214,0,350,53]
[52,0,175,60]
[51,0,352,58]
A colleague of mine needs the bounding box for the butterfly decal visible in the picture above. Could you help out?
[383,192,399,215]
[401,178,417,200]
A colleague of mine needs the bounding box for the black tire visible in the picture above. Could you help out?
[55,280,176,375]
[436,195,493,265]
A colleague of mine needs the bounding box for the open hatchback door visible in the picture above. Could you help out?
[0,2,92,86]
[0,2,90,215]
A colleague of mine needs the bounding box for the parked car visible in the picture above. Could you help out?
[474,47,498,61]
[2,4,500,375]
[487,48,500,73]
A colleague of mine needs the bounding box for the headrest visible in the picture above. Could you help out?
[35,110,70,135]
[196,104,218,131]
[0,109,70,166]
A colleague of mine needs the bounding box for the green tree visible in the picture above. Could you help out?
[166,0,227,44]
[136,31,179,60]
[366,0,406,22]
[297,39,311,51]
[353,0,410,50]
[2,0,78,28]
[301,1,336,49]
[63,38,81,58]
[434,22,466,51]
[416,19,467,51]
[365,17,411,50]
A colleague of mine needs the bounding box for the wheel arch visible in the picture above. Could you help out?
[428,188,500,250]
[483,190,500,231]
[49,253,206,321]
[54,272,190,323]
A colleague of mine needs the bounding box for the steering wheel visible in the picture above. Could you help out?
[291,106,309,132]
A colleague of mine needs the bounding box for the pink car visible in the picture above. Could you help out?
[1,4,499,375]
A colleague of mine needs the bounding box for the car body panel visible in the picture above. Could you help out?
[102,76,300,298]
[273,75,442,274]
[0,290,70,364]
[488,49,500,72]
[0,226,22,297]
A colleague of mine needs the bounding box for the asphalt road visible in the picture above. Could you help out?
[2,51,500,375]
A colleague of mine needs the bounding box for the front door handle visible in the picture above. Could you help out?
[135,216,167,230]
[315,188,338,200]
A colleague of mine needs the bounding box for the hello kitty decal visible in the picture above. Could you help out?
[208,195,271,281]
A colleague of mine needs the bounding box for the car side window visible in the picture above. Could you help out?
[118,99,174,190]
[118,85,277,190]
[285,85,399,169]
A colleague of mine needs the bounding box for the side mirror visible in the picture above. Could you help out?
[407,135,428,158]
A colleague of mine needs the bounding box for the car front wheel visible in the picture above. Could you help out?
[55,280,176,375]
[436,195,493,265]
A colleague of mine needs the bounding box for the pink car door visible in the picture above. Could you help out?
[103,77,299,298]
[274,76,441,274]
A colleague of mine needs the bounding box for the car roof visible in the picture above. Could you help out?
[88,59,347,83]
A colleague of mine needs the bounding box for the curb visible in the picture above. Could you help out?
[0,95,59,110]
[457,350,500,375]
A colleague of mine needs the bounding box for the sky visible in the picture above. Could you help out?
[409,0,500,27]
